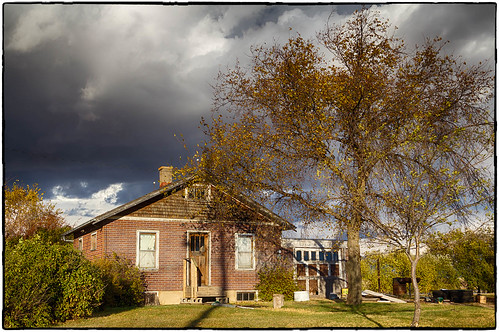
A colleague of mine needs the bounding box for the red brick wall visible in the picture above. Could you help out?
[73,228,105,261]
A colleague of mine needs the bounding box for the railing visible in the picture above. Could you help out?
[183,258,199,299]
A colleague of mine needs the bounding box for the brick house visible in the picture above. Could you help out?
[63,167,295,305]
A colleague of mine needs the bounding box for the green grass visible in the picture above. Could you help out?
[58,300,495,328]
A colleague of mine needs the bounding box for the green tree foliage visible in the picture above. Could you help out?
[361,251,409,293]
[426,228,494,292]
[4,181,66,241]
[415,254,461,293]
[256,264,299,301]
[94,254,146,307]
[4,236,104,328]
[361,251,459,295]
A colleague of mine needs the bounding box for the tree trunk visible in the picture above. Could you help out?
[410,256,421,327]
[346,221,362,306]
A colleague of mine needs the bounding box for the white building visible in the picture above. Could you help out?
[282,238,348,298]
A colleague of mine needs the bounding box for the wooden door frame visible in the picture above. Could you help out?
[186,230,211,286]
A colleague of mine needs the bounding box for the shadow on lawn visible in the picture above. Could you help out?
[92,306,138,318]
[351,307,383,328]
[187,305,219,328]
[314,301,415,328]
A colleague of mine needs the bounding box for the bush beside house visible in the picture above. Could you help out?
[4,236,105,328]
[4,236,146,328]
[94,254,145,307]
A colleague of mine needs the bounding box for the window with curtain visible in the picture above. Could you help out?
[137,231,158,269]
[236,233,254,270]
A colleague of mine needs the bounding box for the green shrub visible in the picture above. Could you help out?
[4,236,104,328]
[55,258,105,321]
[256,265,299,301]
[94,253,145,307]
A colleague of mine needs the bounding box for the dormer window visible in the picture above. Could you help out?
[184,184,211,201]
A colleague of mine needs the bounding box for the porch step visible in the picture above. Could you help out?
[197,286,224,297]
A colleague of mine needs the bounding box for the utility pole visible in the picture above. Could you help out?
[377,258,381,293]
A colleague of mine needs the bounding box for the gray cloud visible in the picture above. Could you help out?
[4,3,495,226]
[377,4,495,63]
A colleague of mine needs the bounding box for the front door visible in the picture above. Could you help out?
[189,233,209,286]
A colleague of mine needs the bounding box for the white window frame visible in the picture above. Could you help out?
[136,230,160,270]
[235,233,255,270]
[236,290,258,302]
[78,237,83,251]
[90,232,97,251]
[184,184,211,201]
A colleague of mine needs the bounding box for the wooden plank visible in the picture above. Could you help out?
[190,260,198,299]
[183,259,187,298]
[362,289,407,303]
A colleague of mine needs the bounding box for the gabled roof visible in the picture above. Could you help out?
[63,176,295,237]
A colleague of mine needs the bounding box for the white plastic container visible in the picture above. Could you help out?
[294,291,310,302]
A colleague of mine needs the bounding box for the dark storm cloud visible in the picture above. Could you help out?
[377,3,495,64]
[4,4,212,200]
[218,5,334,39]
[3,3,494,226]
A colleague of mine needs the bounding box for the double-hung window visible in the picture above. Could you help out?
[90,232,97,251]
[235,233,255,270]
[137,231,159,269]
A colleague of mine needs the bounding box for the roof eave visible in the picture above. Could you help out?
[62,176,194,237]
[62,174,295,236]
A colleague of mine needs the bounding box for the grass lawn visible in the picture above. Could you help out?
[58,300,495,329]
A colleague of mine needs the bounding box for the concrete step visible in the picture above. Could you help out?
[197,286,224,297]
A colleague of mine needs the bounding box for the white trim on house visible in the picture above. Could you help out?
[90,232,97,251]
[136,230,160,270]
[112,216,277,227]
[184,184,212,201]
[114,216,203,222]
[235,233,255,270]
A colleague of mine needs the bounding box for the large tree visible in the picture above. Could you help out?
[186,8,493,306]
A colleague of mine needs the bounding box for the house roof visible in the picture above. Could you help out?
[63,175,295,237]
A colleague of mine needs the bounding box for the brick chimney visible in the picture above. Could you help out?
[158,166,173,187]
